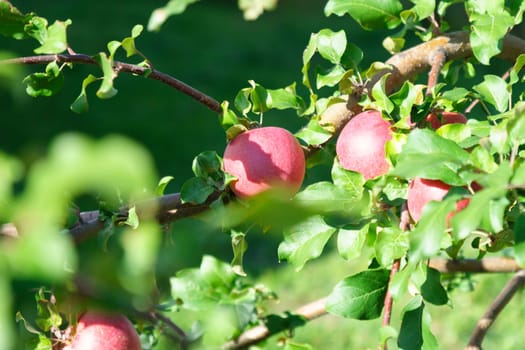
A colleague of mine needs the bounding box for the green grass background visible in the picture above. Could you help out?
[2,1,525,349]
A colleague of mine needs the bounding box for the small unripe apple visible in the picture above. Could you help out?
[407,177,470,224]
[63,311,141,350]
[425,111,467,129]
[223,126,305,198]
[335,110,392,180]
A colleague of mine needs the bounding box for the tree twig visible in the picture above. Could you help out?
[428,257,522,273]
[222,259,524,349]
[466,270,525,350]
[222,298,327,350]
[426,48,447,96]
[143,311,188,349]
[0,54,222,113]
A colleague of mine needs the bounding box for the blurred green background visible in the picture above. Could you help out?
[2,1,525,349]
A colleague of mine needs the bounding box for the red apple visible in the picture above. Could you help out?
[336,110,393,180]
[407,177,470,224]
[223,126,305,198]
[63,311,141,350]
[425,111,467,129]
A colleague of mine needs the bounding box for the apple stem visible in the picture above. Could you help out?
[466,270,525,350]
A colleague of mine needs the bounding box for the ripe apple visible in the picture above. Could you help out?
[62,311,141,350]
[223,126,305,198]
[425,111,467,129]
[335,110,393,180]
[407,177,470,224]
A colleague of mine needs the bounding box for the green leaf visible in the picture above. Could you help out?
[341,42,363,69]
[122,206,140,229]
[337,224,368,260]
[473,74,509,112]
[421,267,448,305]
[180,177,215,204]
[70,74,98,114]
[220,101,241,132]
[230,230,248,276]
[410,0,435,20]
[326,269,390,319]
[156,176,174,196]
[466,0,505,15]
[148,0,199,31]
[295,181,368,216]
[278,215,337,271]
[451,187,508,241]
[331,158,365,192]
[238,0,278,20]
[121,24,143,57]
[267,83,304,111]
[171,255,250,310]
[470,12,514,65]
[409,199,456,263]
[192,151,222,179]
[508,102,525,146]
[392,129,470,185]
[316,29,347,65]
[316,64,347,89]
[35,289,62,332]
[248,80,270,113]
[382,35,405,54]
[295,119,333,146]
[93,52,118,99]
[397,296,438,350]
[0,1,32,39]
[33,19,71,54]
[24,15,47,44]
[22,61,64,97]
[509,54,525,85]
[325,0,403,30]
[372,73,394,113]
[390,81,425,121]
[375,226,409,267]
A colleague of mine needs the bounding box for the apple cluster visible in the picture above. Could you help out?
[221,108,471,225]
[334,109,469,223]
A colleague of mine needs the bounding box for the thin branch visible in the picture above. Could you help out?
[222,298,327,350]
[426,48,447,96]
[142,311,188,349]
[67,192,220,243]
[466,270,525,350]
[223,258,524,349]
[381,259,400,350]
[381,205,410,350]
[428,257,522,273]
[0,54,222,113]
